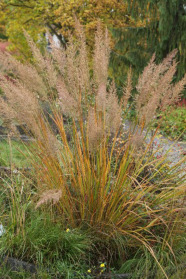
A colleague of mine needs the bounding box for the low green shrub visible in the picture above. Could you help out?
[157,106,186,141]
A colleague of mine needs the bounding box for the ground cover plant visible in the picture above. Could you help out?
[0,21,186,278]
[0,175,92,278]
[0,139,30,167]
[156,106,186,141]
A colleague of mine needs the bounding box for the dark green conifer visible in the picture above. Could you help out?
[110,0,186,97]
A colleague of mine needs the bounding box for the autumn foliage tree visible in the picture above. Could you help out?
[0,9,7,40]
[0,0,59,59]
[0,0,144,59]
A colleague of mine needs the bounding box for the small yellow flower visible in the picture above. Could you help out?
[100,263,105,268]
[66,228,70,232]
[87,269,91,273]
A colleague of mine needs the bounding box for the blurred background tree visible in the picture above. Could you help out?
[0,0,142,59]
[111,0,186,98]
[0,0,185,97]
[0,0,59,59]
[0,9,7,40]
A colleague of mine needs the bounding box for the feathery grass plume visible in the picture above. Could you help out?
[0,96,18,135]
[161,73,186,109]
[0,21,185,277]
[135,49,186,124]
[0,75,44,139]
[93,22,110,86]
[36,189,62,209]
[105,81,121,133]
[127,131,145,152]
[57,80,80,119]
[0,75,40,124]
[0,96,15,121]
[96,83,107,112]
[93,81,121,143]
[23,31,58,94]
[0,75,58,155]
[74,17,90,96]
[122,66,133,109]
[49,35,67,76]
[55,28,90,119]
[0,51,47,98]
[87,107,105,150]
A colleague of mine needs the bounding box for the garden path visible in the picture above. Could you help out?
[123,121,186,168]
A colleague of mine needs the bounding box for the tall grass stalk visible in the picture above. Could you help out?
[0,21,185,276]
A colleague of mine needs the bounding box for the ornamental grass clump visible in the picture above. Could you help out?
[0,21,185,277]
